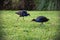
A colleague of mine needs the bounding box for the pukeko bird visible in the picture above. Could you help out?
[16,10,30,21]
[32,16,49,24]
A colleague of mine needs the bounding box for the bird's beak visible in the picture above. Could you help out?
[28,14,30,16]
[48,19,49,20]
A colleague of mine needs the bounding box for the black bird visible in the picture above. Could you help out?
[14,10,30,27]
[16,10,30,21]
[32,16,49,24]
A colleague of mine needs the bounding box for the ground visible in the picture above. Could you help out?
[0,10,60,40]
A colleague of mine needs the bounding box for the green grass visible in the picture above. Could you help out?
[0,10,60,40]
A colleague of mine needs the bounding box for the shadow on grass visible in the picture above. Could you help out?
[0,23,3,40]
[53,11,60,40]
[25,37,40,40]
[0,11,5,40]
[54,25,60,40]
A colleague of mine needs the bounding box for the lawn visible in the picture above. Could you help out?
[0,10,60,40]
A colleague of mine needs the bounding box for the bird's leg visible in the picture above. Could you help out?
[16,16,20,22]
[14,16,20,27]
[41,22,43,24]
[40,22,43,25]
[40,22,45,27]
[23,17,25,21]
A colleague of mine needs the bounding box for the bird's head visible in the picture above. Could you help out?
[27,14,30,16]
[32,19,36,21]
[47,18,49,21]
[44,18,49,22]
